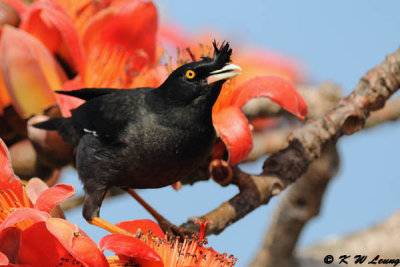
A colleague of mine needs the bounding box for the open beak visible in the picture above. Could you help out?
[207,63,241,84]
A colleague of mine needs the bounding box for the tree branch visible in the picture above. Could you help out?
[248,98,400,267]
[365,97,400,128]
[248,96,400,267]
[182,46,400,235]
[250,145,339,267]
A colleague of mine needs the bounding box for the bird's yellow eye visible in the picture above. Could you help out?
[186,70,196,79]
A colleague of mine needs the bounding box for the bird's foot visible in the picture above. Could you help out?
[125,189,197,239]
[89,217,132,235]
[158,219,198,240]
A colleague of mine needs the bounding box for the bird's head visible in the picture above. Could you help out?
[159,41,241,106]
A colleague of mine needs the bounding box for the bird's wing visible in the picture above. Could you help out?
[56,88,120,101]
[68,88,147,141]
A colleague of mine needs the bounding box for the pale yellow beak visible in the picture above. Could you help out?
[207,63,241,84]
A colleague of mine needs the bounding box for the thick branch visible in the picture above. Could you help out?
[248,96,400,266]
[182,46,400,235]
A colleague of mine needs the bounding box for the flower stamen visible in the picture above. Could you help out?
[0,187,33,229]
[133,228,236,267]
[195,221,210,243]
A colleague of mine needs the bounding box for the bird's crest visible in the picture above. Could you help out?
[210,40,232,69]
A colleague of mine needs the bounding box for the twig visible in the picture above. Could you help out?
[181,46,400,235]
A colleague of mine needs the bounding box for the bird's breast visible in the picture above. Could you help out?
[116,116,216,188]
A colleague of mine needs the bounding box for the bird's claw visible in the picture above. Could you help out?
[159,220,198,240]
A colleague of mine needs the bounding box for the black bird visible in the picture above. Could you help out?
[34,41,241,234]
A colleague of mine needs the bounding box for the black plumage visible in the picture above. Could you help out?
[34,41,241,223]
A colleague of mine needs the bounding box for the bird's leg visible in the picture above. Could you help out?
[126,188,197,238]
[89,217,131,235]
[84,188,132,235]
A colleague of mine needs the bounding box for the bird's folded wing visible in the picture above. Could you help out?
[67,89,143,141]
[56,88,121,101]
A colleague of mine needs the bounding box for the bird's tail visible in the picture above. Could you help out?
[33,118,64,131]
[33,118,81,147]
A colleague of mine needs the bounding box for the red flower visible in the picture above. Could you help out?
[0,208,108,266]
[0,138,237,266]
[20,0,86,74]
[2,0,308,165]
[0,138,109,266]
[65,0,160,116]
[0,25,66,119]
[100,220,237,267]
[213,75,307,164]
[0,138,75,226]
[2,0,160,117]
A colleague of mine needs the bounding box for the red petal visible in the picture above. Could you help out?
[0,138,13,181]
[0,251,8,265]
[82,0,158,63]
[20,220,105,266]
[57,78,85,117]
[81,0,158,88]
[0,26,66,118]
[116,219,164,239]
[34,184,75,213]
[25,178,49,204]
[0,139,32,209]
[21,0,85,74]
[0,73,11,115]
[231,76,308,120]
[18,221,73,266]
[99,234,162,265]
[46,218,108,267]
[213,107,253,164]
[52,0,112,36]
[0,208,49,231]
[0,227,21,264]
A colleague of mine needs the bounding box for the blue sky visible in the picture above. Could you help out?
[64,1,400,266]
